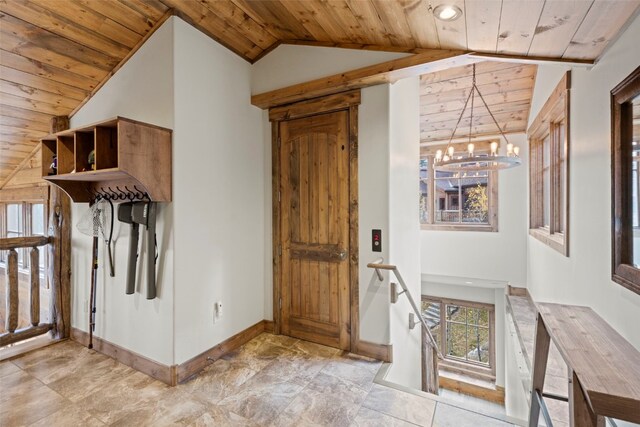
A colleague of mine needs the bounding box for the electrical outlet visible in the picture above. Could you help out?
[213,301,223,323]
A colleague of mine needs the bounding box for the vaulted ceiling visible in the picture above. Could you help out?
[1,0,639,185]
[420,61,537,143]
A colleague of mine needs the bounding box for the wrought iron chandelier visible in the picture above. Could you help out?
[433,64,522,172]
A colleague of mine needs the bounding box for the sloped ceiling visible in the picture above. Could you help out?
[420,61,537,143]
[1,0,639,185]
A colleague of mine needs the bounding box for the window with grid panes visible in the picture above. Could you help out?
[528,71,570,256]
[421,296,495,377]
[420,140,498,231]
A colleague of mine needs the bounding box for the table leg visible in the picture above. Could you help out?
[569,370,604,427]
[529,314,551,427]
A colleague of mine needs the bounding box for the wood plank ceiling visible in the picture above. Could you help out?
[1,0,639,184]
[420,61,537,143]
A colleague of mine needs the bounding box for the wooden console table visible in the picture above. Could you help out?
[528,303,640,427]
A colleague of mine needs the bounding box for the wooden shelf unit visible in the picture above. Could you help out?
[41,117,172,202]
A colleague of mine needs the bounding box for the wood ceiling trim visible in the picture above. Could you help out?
[469,52,594,66]
[68,8,174,118]
[279,39,435,54]
[251,49,471,109]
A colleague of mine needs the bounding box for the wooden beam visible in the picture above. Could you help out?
[0,323,53,347]
[68,8,174,118]
[0,236,50,250]
[469,52,594,67]
[0,143,41,189]
[251,49,473,109]
[279,39,436,54]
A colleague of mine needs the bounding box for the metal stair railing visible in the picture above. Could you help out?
[367,258,443,359]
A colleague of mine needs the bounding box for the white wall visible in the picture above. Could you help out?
[527,13,640,350]
[69,20,175,365]
[172,18,265,364]
[69,16,266,366]
[251,44,408,94]
[385,77,423,389]
[421,134,529,288]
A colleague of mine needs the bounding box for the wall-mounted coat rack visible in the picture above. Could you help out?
[41,117,172,203]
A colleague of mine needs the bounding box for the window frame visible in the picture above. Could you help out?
[420,140,499,232]
[0,201,48,273]
[611,66,640,295]
[421,295,496,380]
[528,71,571,256]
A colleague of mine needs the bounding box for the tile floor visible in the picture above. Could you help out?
[1,333,517,426]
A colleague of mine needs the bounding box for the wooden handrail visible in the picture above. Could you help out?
[366,262,397,270]
[0,236,51,250]
[1,235,53,346]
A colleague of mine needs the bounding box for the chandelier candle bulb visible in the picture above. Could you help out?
[468,143,474,157]
[448,146,455,157]
[514,146,520,156]
[490,141,498,156]
[507,143,514,155]
[436,149,443,161]
[443,155,450,162]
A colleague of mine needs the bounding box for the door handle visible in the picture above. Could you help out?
[336,249,348,261]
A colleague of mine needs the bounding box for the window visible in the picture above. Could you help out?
[528,71,570,256]
[612,66,640,295]
[420,140,498,231]
[0,202,47,271]
[422,296,495,378]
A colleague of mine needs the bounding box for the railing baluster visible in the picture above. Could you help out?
[30,247,40,326]
[6,248,19,333]
[0,237,55,347]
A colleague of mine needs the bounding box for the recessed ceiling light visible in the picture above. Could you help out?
[433,4,463,21]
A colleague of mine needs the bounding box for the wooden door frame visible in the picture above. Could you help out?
[270,90,362,355]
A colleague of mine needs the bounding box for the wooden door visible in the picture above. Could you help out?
[279,110,351,350]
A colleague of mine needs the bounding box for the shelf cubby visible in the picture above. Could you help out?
[75,131,94,173]
[41,117,172,202]
[57,136,75,175]
[41,139,57,177]
[95,125,118,170]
